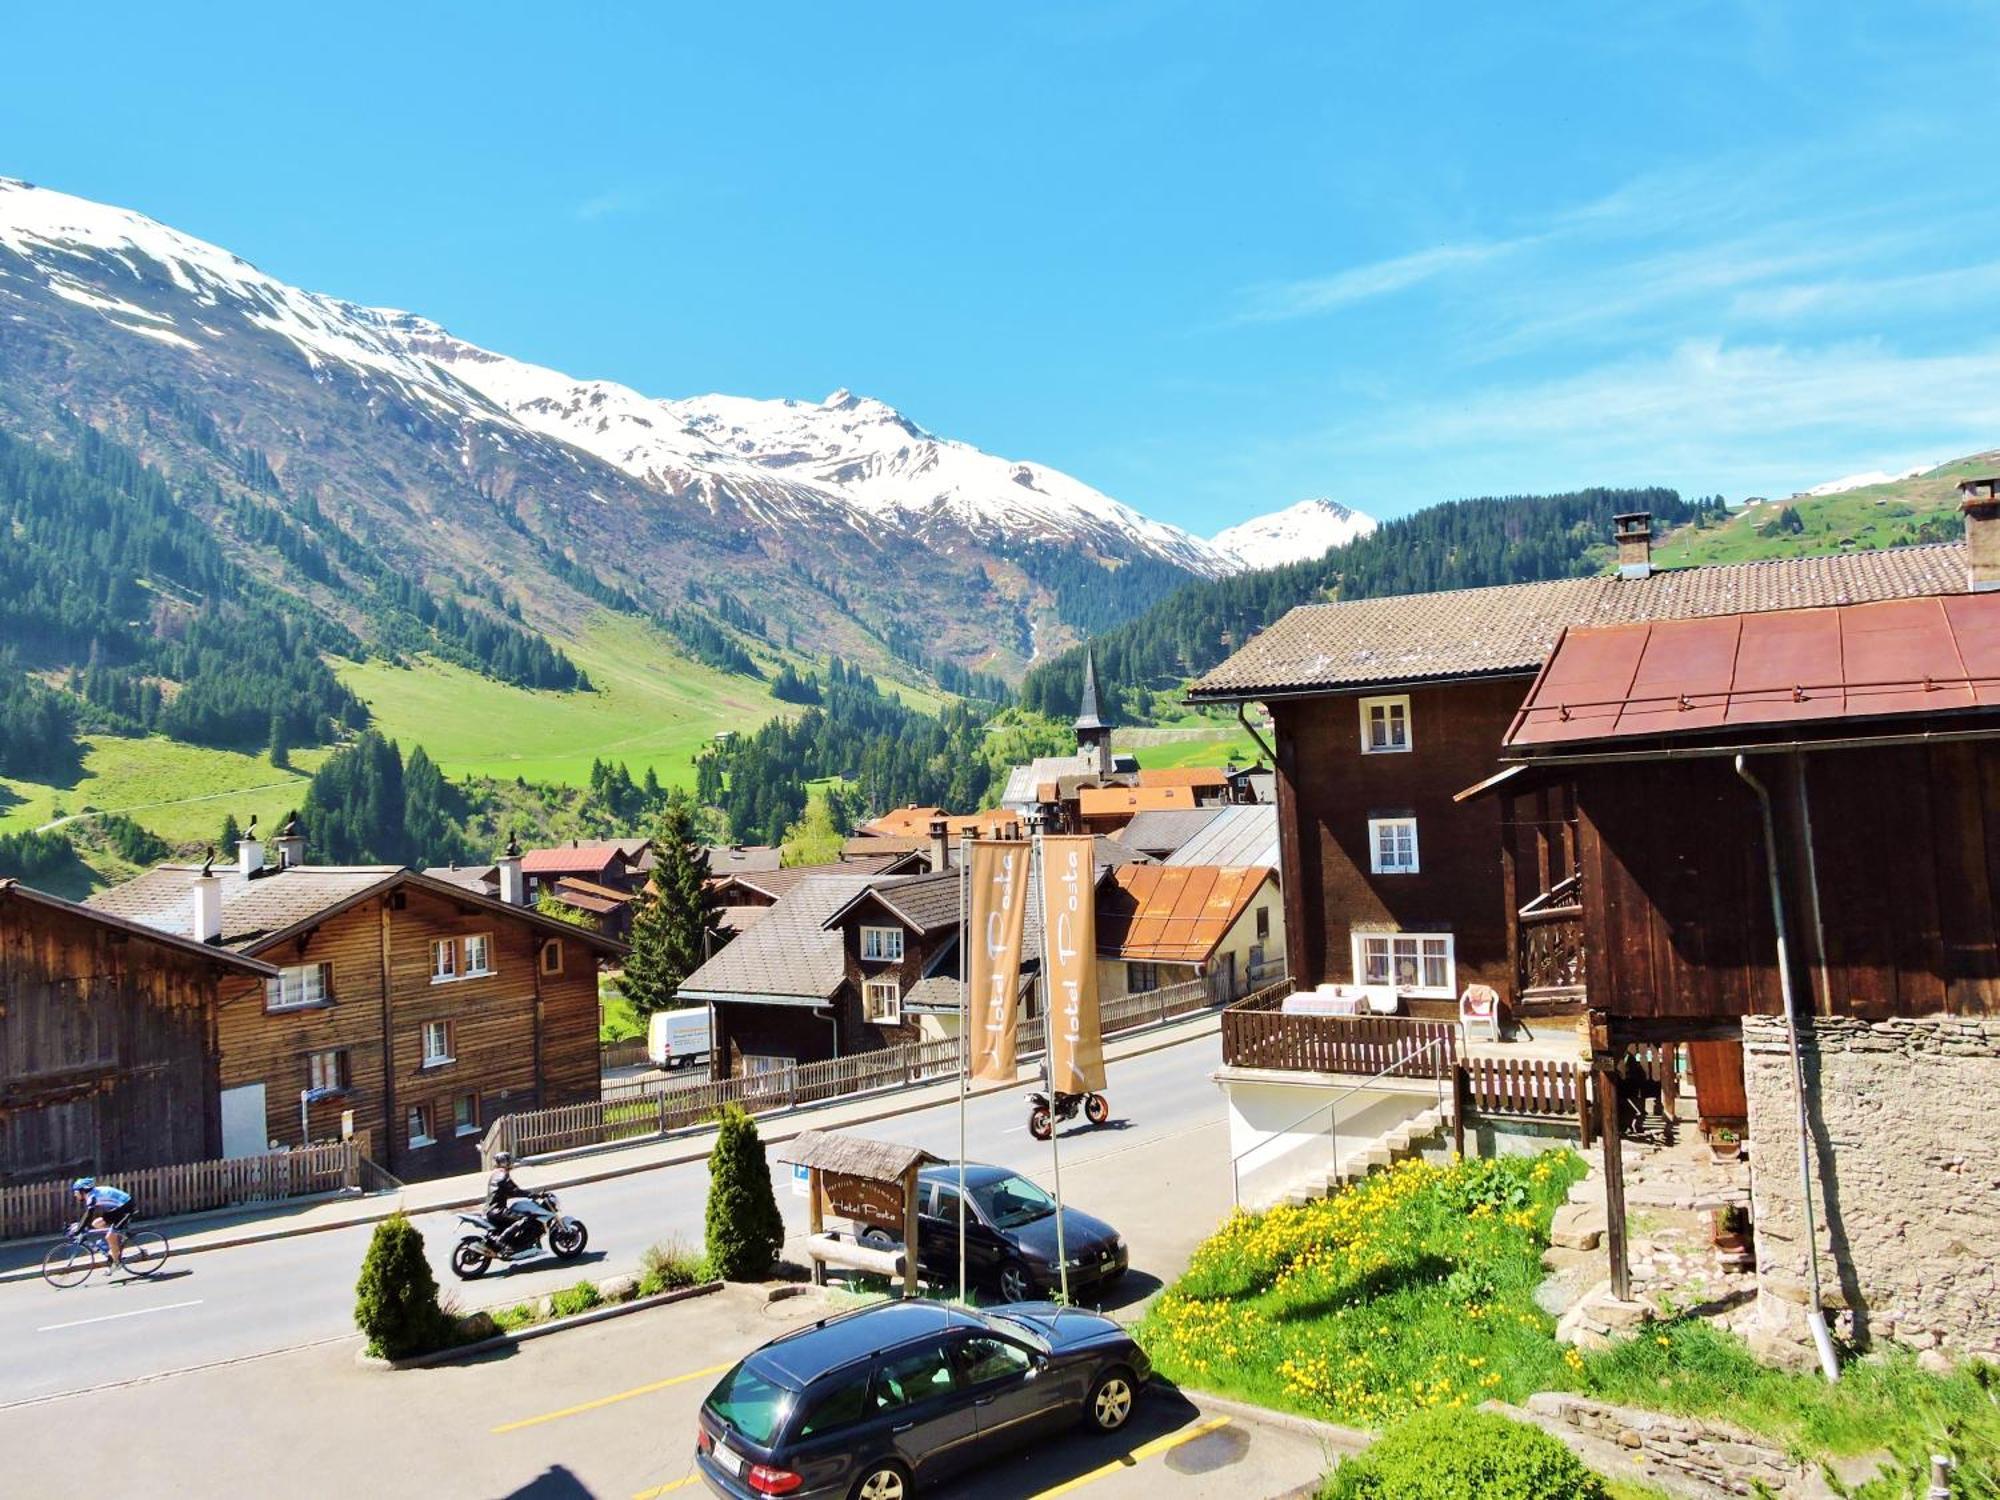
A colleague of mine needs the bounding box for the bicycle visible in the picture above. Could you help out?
[41,1221,172,1289]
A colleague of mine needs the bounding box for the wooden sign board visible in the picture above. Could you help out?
[819,1170,906,1229]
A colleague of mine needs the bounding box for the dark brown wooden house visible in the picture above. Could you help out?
[1,881,279,1184]
[88,833,625,1179]
[1492,586,2000,1362]
[1187,526,1972,1024]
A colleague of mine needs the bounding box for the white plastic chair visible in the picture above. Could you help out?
[1460,983,1504,1042]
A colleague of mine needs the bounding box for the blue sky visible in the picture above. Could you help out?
[6,2,1999,532]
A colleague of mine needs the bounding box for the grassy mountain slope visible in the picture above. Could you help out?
[1652,452,1989,567]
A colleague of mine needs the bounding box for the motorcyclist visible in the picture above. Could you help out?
[485,1151,527,1248]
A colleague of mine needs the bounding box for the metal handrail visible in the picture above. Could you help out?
[1228,1035,1453,1206]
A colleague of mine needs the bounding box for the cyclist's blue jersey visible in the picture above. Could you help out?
[85,1186,132,1212]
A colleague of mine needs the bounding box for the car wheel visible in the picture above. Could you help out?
[1086,1367,1136,1432]
[859,1226,900,1251]
[851,1460,911,1500]
[996,1259,1033,1303]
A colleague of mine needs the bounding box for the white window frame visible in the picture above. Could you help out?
[1359,694,1412,755]
[407,1103,435,1148]
[453,1093,481,1137]
[540,939,564,976]
[1353,931,1456,998]
[307,1048,348,1094]
[462,932,493,978]
[1368,816,1420,875]
[1127,961,1160,995]
[430,938,458,983]
[859,925,905,963]
[421,1020,455,1068]
[863,978,902,1025]
[266,962,330,1012]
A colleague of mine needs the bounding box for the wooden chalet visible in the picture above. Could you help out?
[519,838,652,901]
[1096,863,1283,1004]
[1490,584,2000,1361]
[1,880,277,1184]
[87,830,625,1178]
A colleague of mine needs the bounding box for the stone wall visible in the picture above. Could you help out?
[1742,1014,2000,1362]
[1510,1392,1824,1498]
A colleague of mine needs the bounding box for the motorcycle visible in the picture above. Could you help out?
[450,1189,589,1279]
[1027,1089,1110,1141]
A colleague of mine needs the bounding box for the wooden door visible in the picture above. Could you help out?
[1687,1040,1747,1129]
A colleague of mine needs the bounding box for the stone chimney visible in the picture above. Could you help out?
[1957,478,2000,593]
[498,833,527,906]
[274,816,306,870]
[1613,513,1654,580]
[192,847,223,944]
[238,816,265,879]
[929,817,950,873]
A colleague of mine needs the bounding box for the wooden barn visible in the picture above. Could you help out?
[0,880,276,1184]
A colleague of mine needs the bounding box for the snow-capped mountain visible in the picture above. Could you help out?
[1209,498,1377,570]
[0,177,1226,583]
[1802,461,1939,498]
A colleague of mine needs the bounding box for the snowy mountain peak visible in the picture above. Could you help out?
[1209,498,1378,571]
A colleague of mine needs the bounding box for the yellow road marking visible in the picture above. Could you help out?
[631,1477,701,1499]
[1029,1415,1234,1498]
[491,1361,733,1434]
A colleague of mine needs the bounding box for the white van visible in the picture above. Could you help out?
[647,1006,713,1071]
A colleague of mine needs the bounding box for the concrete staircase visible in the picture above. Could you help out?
[1277,1106,1449,1207]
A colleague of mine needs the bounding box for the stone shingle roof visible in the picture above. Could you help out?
[90,864,404,950]
[1115,809,1224,857]
[1188,544,1971,699]
[1,879,278,975]
[827,871,963,935]
[677,874,881,1004]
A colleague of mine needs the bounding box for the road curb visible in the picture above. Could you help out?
[1180,1387,1375,1454]
[357,1279,725,1370]
[0,1012,1221,1281]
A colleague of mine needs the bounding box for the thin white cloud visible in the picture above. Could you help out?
[574,188,649,223]
[1234,239,1530,322]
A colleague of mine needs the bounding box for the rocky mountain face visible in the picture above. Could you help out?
[0,177,1295,683]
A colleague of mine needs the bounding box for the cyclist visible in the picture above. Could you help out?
[70,1178,135,1269]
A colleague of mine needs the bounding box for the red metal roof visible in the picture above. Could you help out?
[1507,592,2000,748]
[1095,864,1275,963]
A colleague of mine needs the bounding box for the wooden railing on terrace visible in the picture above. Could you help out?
[1,1141,361,1241]
[1220,993,1461,1078]
[1463,1055,1586,1119]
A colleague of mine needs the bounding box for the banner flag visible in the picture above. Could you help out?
[1040,834,1107,1094]
[967,839,1031,1082]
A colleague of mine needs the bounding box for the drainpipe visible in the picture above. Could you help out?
[1734,753,1841,1383]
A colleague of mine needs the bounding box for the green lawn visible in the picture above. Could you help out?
[1123,733,1261,769]
[0,735,328,849]
[339,611,792,789]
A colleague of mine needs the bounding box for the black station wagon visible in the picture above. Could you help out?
[695,1298,1149,1499]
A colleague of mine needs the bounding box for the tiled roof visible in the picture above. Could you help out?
[1115,809,1223,856]
[1001,754,1103,809]
[1189,544,1972,699]
[1096,864,1276,963]
[827,871,964,935]
[1,879,278,974]
[554,876,635,904]
[725,855,908,903]
[1078,785,1196,816]
[705,845,783,876]
[1134,767,1230,789]
[1165,804,1283,872]
[677,874,881,1004]
[424,865,498,892]
[520,841,647,876]
[90,864,403,950]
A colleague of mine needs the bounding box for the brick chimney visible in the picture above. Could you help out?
[928,816,950,873]
[192,847,223,944]
[237,815,264,879]
[498,833,527,906]
[1613,512,1654,580]
[1957,477,2000,593]
[274,816,306,870]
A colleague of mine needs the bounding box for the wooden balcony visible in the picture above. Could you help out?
[1517,872,1585,1010]
[1220,991,1459,1078]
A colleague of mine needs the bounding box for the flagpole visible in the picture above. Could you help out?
[956,831,969,1309]
[1032,828,1071,1306]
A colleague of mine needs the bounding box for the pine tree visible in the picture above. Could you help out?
[219,811,242,853]
[267,711,290,769]
[703,1105,782,1280]
[620,790,722,1016]
[353,1212,449,1358]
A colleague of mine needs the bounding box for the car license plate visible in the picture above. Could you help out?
[714,1442,747,1477]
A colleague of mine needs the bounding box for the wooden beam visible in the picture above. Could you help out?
[808,1166,826,1287]
[1595,1063,1629,1301]
[1606,1016,1747,1045]
[901,1165,920,1300]
[1451,1067,1466,1159]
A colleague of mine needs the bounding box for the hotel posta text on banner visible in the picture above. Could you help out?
[1040,834,1107,1094]
[968,839,1032,1083]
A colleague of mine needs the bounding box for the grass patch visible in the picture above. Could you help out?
[1124,733,1261,770]
[488,1301,540,1334]
[637,1238,708,1296]
[546,1281,604,1319]
[600,980,644,1042]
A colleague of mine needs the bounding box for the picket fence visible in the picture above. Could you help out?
[485,968,1275,1167]
[1,1141,361,1241]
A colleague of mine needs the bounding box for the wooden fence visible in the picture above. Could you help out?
[1220,1005,1461,1079]
[492,968,1275,1167]
[1,1141,361,1241]
[600,1036,650,1072]
[1462,1055,1587,1119]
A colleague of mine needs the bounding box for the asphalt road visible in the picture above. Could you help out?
[2,1036,1227,1409]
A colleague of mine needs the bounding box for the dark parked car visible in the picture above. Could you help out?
[695,1297,1150,1499]
[863,1164,1127,1304]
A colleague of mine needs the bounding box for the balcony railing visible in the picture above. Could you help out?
[1517,870,1584,1001]
[1220,991,1460,1078]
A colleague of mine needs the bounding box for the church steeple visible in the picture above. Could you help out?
[1073,651,1113,775]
